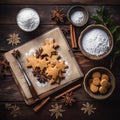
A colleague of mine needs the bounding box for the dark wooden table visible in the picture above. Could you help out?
[0,0,120,120]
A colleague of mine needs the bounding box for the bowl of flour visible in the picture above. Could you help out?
[78,24,113,60]
[67,6,89,27]
[17,8,40,32]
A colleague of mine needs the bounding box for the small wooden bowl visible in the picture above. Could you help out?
[78,24,113,60]
[83,67,115,100]
[67,5,89,27]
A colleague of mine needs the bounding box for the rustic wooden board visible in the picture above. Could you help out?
[4,27,83,105]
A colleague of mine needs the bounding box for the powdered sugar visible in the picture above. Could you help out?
[82,28,110,56]
[71,11,84,25]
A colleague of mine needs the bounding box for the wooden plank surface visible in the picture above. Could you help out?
[0,0,120,5]
[0,5,120,25]
[0,101,120,120]
[0,2,120,120]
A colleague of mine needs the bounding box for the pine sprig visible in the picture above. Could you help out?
[91,6,120,69]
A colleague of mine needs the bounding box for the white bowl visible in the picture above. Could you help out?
[17,8,40,32]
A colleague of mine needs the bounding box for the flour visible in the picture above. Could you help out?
[17,8,40,32]
[71,11,84,25]
[82,28,110,56]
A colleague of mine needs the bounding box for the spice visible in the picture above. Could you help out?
[33,97,50,112]
[17,8,40,32]
[81,102,96,116]
[50,9,66,24]
[55,84,81,99]
[32,67,48,83]
[61,92,75,106]
[71,11,84,25]
[70,24,77,48]
[82,28,110,56]
[7,33,21,46]
[5,103,21,118]
[0,57,10,78]
[49,103,65,119]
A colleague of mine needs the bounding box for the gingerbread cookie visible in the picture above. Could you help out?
[26,38,68,84]
[41,43,56,57]
[89,71,111,95]
[47,55,60,63]
[35,58,48,73]
[92,77,100,86]
[100,79,109,87]
[46,65,60,84]
[92,72,101,78]
[101,74,109,80]
[99,86,107,94]
[26,54,38,70]
[44,38,58,48]
[41,39,59,57]
[90,83,99,93]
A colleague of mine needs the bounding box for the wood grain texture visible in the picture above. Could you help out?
[0,101,120,120]
[0,5,120,25]
[0,3,120,120]
[0,0,120,5]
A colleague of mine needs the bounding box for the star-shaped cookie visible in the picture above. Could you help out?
[44,38,58,48]
[26,54,38,70]
[46,65,60,84]
[35,58,48,72]
[41,43,56,57]
[47,55,60,63]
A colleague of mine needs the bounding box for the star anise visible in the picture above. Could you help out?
[0,58,9,69]
[81,102,96,116]
[7,33,21,46]
[12,49,20,58]
[49,103,65,119]
[32,67,40,76]
[62,26,70,35]
[5,103,21,118]
[61,92,75,106]
[0,57,10,78]
[35,48,42,58]
[32,68,48,83]
[51,9,66,24]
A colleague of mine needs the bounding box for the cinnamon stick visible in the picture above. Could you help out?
[72,25,77,48]
[33,97,50,112]
[70,24,75,48]
[55,84,81,99]
[70,24,77,48]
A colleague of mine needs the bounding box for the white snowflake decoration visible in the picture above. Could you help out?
[81,102,96,116]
